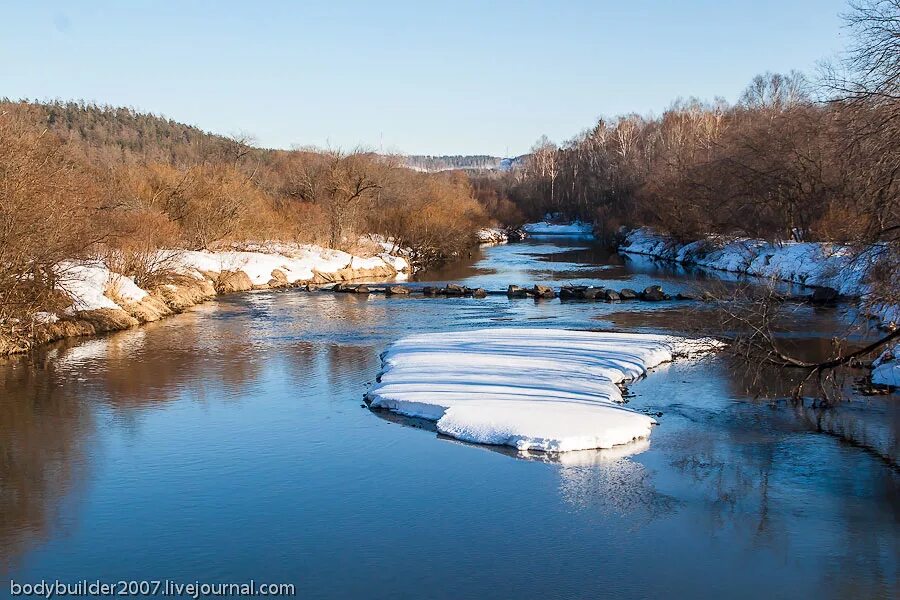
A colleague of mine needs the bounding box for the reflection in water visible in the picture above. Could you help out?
[0,237,897,598]
[0,353,91,570]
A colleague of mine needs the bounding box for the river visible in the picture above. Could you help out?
[1,236,898,599]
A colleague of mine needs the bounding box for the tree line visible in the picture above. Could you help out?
[0,101,489,329]
[477,0,898,314]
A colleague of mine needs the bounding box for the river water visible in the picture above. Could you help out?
[2,237,898,599]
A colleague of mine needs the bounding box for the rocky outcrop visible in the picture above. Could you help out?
[215,270,254,294]
[268,268,290,288]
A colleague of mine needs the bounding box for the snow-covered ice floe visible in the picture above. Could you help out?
[367,328,723,453]
[522,221,594,237]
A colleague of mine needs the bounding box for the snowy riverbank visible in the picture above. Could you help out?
[620,228,878,297]
[620,227,899,388]
[366,328,723,452]
[4,242,409,355]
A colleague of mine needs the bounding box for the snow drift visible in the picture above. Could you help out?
[367,328,722,452]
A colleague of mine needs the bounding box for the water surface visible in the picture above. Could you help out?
[2,237,897,599]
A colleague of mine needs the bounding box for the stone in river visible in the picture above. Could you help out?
[532,285,556,299]
[583,287,603,300]
[507,285,528,298]
[601,289,620,302]
[641,285,667,301]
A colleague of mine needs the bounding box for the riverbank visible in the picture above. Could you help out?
[620,227,898,322]
[1,242,410,355]
[621,228,873,293]
[618,227,899,388]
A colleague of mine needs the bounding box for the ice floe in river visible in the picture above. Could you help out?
[366,328,722,452]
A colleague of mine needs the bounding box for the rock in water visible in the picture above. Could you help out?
[601,289,621,302]
[473,288,487,298]
[583,287,603,300]
[533,285,556,299]
[619,288,638,300]
[507,285,528,298]
[641,285,667,301]
[386,286,410,296]
[560,286,588,300]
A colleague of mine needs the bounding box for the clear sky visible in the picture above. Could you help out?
[1,0,850,156]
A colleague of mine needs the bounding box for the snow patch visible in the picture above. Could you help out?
[58,262,148,312]
[872,345,899,388]
[477,227,509,244]
[367,328,722,453]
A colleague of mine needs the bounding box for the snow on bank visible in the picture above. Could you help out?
[58,262,148,311]
[56,244,409,313]
[176,243,408,286]
[621,228,880,297]
[872,345,899,387]
[477,228,509,244]
[523,221,594,236]
[367,328,722,452]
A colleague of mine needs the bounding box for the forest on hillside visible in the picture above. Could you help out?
[0,99,497,329]
[475,0,899,316]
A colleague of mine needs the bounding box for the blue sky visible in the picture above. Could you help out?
[2,0,849,155]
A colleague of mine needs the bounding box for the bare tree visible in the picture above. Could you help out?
[293,149,383,249]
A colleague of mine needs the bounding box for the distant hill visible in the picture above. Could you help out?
[403,154,526,173]
[3,100,530,175]
[0,99,242,166]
